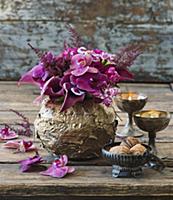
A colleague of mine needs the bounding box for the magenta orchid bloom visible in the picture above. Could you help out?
[4,140,37,153]
[40,76,64,100]
[18,64,48,88]
[19,153,43,172]
[60,82,85,112]
[70,53,98,76]
[0,127,18,140]
[40,155,75,178]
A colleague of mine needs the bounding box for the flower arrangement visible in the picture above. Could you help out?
[19,26,141,112]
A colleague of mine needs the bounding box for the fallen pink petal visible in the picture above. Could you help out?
[19,140,37,152]
[4,141,20,149]
[19,153,43,172]
[0,127,18,140]
[40,155,75,178]
[4,140,37,152]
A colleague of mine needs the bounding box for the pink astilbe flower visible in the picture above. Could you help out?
[19,153,43,172]
[105,67,121,83]
[0,126,18,140]
[9,109,32,137]
[66,24,81,48]
[4,140,37,153]
[40,155,75,178]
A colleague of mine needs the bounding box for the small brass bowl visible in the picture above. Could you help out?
[134,110,171,154]
[102,141,164,178]
[102,142,151,167]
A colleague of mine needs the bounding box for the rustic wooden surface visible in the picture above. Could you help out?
[0,0,173,82]
[0,81,173,199]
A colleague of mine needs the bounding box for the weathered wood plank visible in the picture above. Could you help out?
[0,108,172,126]
[0,138,172,166]
[0,139,47,164]
[4,102,173,113]
[0,111,37,124]
[119,83,170,88]
[1,21,173,82]
[0,103,39,111]
[1,119,173,142]
[0,164,173,197]
[0,82,173,199]
[0,83,173,112]
[170,83,173,91]
[2,196,173,200]
[0,82,172,166]
[0,100,173,112]
[0,0,172,23]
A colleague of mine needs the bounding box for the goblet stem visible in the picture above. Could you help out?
[117,112,134,137]
[124,113,134,134]
[128,112,133,127]
[116,112,143,138]
[148,131,157,155]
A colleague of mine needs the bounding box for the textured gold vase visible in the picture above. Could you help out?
[34,99,117,160]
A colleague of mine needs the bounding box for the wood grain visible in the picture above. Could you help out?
[0,140,173,166]
[2,197,173,200]
[0,164,173,197]
[0,82,173,199]
[0,82,173,111]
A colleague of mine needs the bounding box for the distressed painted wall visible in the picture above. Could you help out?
[0,0,173,82]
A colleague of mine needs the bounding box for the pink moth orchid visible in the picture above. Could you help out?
[0,126,18,140]
[4,140,37,153]
[40,155,75,178]
[19,152,43,172]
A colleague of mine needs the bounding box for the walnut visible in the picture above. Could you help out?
[120,136,140,148]
[109,145,130,154]
[130,144,147,155]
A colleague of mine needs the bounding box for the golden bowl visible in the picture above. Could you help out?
[134,110,171,133]
[116,92,148,114]
[134,110,171,154]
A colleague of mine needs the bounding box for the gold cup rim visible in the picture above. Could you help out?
[116,91,148,100]
[133,109,171,119]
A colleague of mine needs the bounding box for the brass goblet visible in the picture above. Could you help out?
[134,110,171,155]
[116,92,148,138]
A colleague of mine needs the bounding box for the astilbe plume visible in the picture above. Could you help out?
[2,109,32,137]
[28,43,43,58]
[113,45,142,80]
[65,24,81,48]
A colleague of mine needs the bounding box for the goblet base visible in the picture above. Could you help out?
[116,127,144,138]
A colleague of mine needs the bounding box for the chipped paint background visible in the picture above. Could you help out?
[0,0,173,82]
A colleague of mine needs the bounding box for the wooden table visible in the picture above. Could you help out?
[0,81,173,200]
